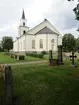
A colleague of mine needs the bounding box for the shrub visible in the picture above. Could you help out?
[33,51,37,54]
[19,55,25,60]
[10,54,14,58]
[41,51,47,55]
[4,49,8,52]
[26,53,44,58]
[38,54,44,58]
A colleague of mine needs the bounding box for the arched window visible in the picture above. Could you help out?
[23,22,25,26]
[51,39,54,43]
[40,39,43,48]
[32,40,35,49]
[23,30,26,34]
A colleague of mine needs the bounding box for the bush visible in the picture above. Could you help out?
[0,47,3,52]
[19,55,25,60]
[10,54,14,58]
[33,51,37,54]
[26,53,44,58]
[38,54,44,58]
[41,51,47,55]
[4,49,8,52]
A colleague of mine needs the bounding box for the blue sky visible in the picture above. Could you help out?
[0,0,79,40]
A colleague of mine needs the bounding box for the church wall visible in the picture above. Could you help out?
[18,35,26,52]
[13,40,18,52]
[58,36,62,45]
[18,26,29,36]
[25,35,36,52]
[48,34,58,52]
[35,34,47,52]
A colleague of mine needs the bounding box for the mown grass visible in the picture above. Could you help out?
[6,61,79,105]
[0,52,45,64]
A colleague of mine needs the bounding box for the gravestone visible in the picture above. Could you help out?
[49,50,57,66]
[4,65,13,105]
[0,65,13,105]
[70,52,77,67]
[49,50,52,59]
[57,45,64,65]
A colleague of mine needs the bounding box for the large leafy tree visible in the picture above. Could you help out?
[75,37,79,52]
[62,33,76,52]
[67,0,79,21]
[2,36,13,51]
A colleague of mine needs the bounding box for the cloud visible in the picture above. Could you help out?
[0,0,79,40]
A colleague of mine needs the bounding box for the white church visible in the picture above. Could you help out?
[13,10,62,53]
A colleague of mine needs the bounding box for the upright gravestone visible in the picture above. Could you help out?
[49,50,57,66]
[70,52,77,67]
[4,65,13,105]
[57,45,64,65]
[49,50,52,59]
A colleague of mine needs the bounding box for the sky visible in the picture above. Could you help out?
[0,0,79,40]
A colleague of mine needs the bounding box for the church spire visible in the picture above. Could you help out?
[22,9,25,19]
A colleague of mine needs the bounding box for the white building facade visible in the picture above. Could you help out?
[13,10,62,53]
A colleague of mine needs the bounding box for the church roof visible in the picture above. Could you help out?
[27,19,62,36]
[22,10,25,19]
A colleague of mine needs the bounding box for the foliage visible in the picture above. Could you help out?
[67,0,79,21]
[0,47,3,52]
[75,37,79,52]
[32,51,37,54]
[2,36,13,51]
[62,33,76,52]
[26,52,44,58]
[41,51,47,55]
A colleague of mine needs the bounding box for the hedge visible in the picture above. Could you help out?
[26,53,44,58]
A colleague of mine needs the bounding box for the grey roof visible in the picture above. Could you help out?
[22,10,25,19]
[35,27,56,34]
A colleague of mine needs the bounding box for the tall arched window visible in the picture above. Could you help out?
[32,40,35,49]
[23,22,25,26]
[40,39,43,48]
[51,39,54,43]
[23,30,26,34]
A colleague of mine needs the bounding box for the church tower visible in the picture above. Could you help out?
[18,9,29,36]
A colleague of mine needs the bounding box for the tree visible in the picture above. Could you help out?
[67,0,79,21]
[75,37,79,52]
[62,33,76,52]
[2,36,13,51]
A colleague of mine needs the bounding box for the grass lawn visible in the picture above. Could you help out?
[0,52,45,64]
[0,61,79,105]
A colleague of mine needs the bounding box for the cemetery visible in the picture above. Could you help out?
[0,1,79,104]
[0,62,79,105]
[0,46,79,105]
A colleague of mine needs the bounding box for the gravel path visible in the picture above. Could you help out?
[6,60,47,66]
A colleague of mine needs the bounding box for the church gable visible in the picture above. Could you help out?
[35,27,55,34]
[27,19,61,36]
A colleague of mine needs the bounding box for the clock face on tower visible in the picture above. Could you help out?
[23,22,25,26]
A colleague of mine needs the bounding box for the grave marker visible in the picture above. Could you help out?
[0,65,13,105]
[57,45,64,65]
[70,52,77,67]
